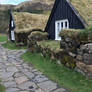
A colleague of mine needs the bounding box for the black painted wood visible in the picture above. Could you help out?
[45,0,87,40]
[9,10,15,42]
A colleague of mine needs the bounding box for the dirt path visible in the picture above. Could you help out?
[0,42,70,92]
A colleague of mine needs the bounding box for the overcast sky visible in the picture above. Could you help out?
[0,0,30,5]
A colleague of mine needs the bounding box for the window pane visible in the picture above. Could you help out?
[65,21,67,28]
[61,22,63,28]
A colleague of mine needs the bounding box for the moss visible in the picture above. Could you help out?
[13,12,49,33]
[61,55,76,69]
[38,40,60,51]
[59,29,81,38]
[28,31,48,39]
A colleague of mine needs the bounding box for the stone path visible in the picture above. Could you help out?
[0,42,70,92]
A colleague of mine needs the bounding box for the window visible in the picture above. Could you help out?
[65,21,67,28]
[61,22,63,28]
[55,19,69,40]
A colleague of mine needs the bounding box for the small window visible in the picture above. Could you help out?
[65,21,67,28]
[61,22,63,28]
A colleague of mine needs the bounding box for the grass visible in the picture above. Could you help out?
[71,0,92,26]
[0,34,7,42]
[38,40,60,50]
[0,84,5,92]
[21,51,92,92]
[13,12,49,33]
[0,10,9,33]
[2,41,27,50]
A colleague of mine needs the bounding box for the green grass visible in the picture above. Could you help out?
[2,42,27,50]
[0,80,5,92]
[0,34,7,42]
[38,40,60,50]
[21,51,92,92]
[0,84,5,92]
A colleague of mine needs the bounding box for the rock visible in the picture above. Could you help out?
[76,62,92,78]
[76,55,82,61]
[14,72,25,78]
[35,88,45,92]
[15,76,29,85]
[6,88,20,92]
[7,66,18,72]
[57,60,61,65]
[38,81,57,92]
[18,81,37,91]
[3,81,17,88]
[69,52,76,58]
[23,71,35,79]
[33,75,48,83]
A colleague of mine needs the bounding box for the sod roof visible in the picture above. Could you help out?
[13,12,49,33]
[70,0,92,26]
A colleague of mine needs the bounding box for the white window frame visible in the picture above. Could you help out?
[11,20,14,27]
[55,19,69,40]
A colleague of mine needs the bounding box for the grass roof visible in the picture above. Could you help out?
[13,12,49,33]
[70,0,92,26]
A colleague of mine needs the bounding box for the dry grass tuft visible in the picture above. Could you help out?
[13,12,49,33]
[71,0,92,26]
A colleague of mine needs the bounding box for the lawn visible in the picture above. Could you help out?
[0,34,7,42]
[0,84,5,92]
[2,41,27,50]
[21,51,92,92]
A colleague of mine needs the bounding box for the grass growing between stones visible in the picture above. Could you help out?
[0,34,7,42]
[2,41,27,50]
[21,51,92,92]
[0,85,5,92]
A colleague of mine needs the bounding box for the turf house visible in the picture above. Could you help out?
[45,0,92,40]
[9,11,49,45]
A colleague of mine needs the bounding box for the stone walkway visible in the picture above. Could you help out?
[0,43,70,92]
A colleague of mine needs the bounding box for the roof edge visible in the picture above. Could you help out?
[66,0,88,27]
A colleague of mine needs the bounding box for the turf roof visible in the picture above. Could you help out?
[13,12,49,33]
[70,0,92,26]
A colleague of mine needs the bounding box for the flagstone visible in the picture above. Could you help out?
[38,81,57,92]
[0,43,70,92]
[15,76,29,85]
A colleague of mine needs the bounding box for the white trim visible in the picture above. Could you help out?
[11,20,14,27]
[11,30,15,41]
[55,19,69,40]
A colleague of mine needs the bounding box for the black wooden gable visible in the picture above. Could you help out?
[45,0,87,39]
[9,11,15,30]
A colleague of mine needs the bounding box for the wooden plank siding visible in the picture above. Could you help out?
[45,0,86,40]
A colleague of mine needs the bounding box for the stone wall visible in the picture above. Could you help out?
[60,29,92,78]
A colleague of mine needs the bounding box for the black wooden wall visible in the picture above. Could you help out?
[45,0,86,39]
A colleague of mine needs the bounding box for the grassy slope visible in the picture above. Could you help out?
[21,51,92,92]
[0,34,7,42]
[0,10,10,33]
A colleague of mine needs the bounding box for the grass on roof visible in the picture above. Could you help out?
[13,12,49,33]
[71,0,92,26]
